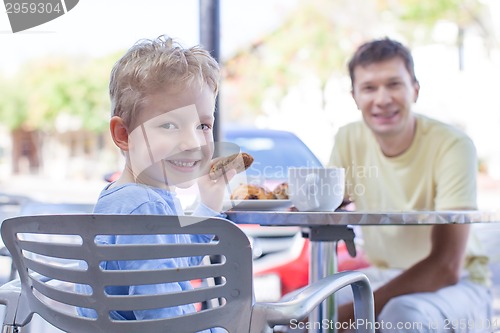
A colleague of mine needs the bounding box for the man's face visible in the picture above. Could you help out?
[351,57,419,138]
[127,84,216,189]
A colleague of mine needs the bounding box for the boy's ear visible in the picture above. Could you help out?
[110,116,129,151]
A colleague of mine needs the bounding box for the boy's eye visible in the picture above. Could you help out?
[161,123,176,130]
[199,124,212,131]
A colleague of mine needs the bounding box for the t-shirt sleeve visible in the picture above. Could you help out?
[434,136,478,210]
[328,129,345,168]
[192,202,224,218]
[129,200,176,215]
[328,127,352,201]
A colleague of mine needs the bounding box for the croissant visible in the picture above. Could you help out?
[230,184,277,200]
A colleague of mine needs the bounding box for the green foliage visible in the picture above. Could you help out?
[222,0,358,119]
[222,0,492,122]
[396,0,481,25]
[376,0,487,42]
[0,52,119,132]
[0,75,28,129]
[0,0,492,130]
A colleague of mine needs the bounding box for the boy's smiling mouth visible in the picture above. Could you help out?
[169,160,199,168]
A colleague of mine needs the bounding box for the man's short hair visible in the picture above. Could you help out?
[348,37,418,88]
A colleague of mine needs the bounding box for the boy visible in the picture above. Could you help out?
[77,35,236,329]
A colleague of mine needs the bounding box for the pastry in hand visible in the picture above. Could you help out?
[272,182,289,200]
[230,184,277,200]
[209,153,254,180]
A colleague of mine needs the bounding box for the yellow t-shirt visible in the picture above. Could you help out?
[329,114,489,285]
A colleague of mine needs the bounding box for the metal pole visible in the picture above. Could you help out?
[199,0,221,142]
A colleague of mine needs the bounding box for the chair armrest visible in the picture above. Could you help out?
[250,271,374,332]
[0,279,22,325]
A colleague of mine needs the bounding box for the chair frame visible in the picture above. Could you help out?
[0,214,375,333]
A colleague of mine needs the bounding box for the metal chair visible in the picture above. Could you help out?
[1,199,95,284]
[0,214,375,333]
[0,194,29,284]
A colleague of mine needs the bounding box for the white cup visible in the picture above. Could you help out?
[288,167,345,212]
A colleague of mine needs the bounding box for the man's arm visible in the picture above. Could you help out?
[337,127,478,326]
[339,223,470,323]
[372,223,469,314]
[366,136,478,316]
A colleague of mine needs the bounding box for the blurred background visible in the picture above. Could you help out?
[2,1,500,330]
[0,0,499,208]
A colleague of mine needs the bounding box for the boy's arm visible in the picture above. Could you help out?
[192,202,224,218]
[198,169,237,212]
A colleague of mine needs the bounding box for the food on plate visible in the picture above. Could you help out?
[230,184,277,200]
[209,152,254,180]
[230,182,290,200]
[272,182,289,200]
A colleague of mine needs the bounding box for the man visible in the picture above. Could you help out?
[329,38,491,332]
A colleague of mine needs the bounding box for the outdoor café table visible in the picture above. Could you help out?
[225,209,500,333]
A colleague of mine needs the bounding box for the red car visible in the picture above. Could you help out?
[245,224,369,301]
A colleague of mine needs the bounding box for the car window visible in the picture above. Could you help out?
[224,131,323,181]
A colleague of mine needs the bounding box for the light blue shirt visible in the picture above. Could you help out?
[77,183,224,332]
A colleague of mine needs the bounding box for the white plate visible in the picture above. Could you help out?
[223,199,292,211]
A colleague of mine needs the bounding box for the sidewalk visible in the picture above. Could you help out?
[0,174,105,332]
[0,174,106,204]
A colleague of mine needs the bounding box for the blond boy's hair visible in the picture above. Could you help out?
[109,35,220,128]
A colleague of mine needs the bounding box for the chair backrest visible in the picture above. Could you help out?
[1,214,253,333]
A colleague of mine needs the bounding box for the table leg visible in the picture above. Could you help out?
[309,240,338,333]
[306,226,357,333]
[308,240,321,328]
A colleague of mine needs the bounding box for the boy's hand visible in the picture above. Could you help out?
[208,153,253,180]
[198,168,237,212]
[198,153,253,212]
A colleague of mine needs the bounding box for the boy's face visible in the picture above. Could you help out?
[127,83,216,189]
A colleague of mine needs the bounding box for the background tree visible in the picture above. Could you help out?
[378,0,495,70]
[0,52,118,133]
[221,0,495,126]
[0,52,119,174]
[0,75,28,130]
[222,0,390,122]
